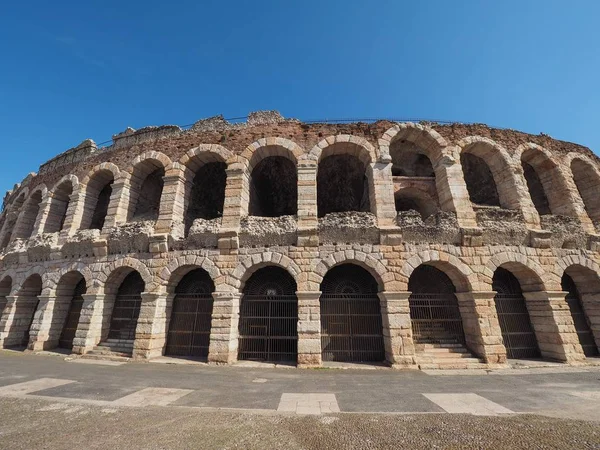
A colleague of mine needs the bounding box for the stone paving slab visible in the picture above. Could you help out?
[0,378,75,396]
[423,393,514,416]
[113,387,194,407]
[278,393,340,415]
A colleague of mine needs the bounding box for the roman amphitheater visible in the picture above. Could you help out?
[0,110,599,370]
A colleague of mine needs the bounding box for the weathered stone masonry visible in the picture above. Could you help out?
[0,111,599,369]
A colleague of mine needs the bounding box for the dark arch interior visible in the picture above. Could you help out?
[107,271,145,343]
[175,269,215,294]
[461,153,500,207]
[561,273,599,357]
[394,191,438,220]
[522,162,551,216]
[185,162,227,233]
[58,277,87,350]
[249,156,297,217]
[571,159,600,222]
[243,266,297,295]
[16,191,43,239]
[492,267,540,359]
[320,264,379,294]
[239,266,298,362]
[409,265,456,294]
[167,269,215,358]
[90,183,113,230]
[317,154,370,217]
[45,181,73,233]
[390,140,434,177]
[133,167,165,221]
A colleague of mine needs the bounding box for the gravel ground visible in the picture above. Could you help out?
[1,397,599,450]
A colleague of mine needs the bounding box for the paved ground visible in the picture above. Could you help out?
[0,351,599,448]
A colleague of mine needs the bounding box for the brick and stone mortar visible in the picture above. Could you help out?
[0,111,598,369]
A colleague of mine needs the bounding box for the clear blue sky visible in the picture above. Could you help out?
[1,1,599,195]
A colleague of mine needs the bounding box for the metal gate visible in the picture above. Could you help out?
[408,266,466,345]
[493,268,540,359]
[107,272,144,341]
[562,274,599,357]
[320,265,384,362]
[238,267,298,362]
[166,269,214,358]
[59,279,86,350]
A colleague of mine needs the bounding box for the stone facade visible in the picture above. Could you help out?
[0,112,599,369]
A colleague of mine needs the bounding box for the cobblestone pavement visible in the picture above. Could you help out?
[1,396,599,450]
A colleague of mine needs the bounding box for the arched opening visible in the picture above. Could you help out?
[461,153,500,207]
[522,161,551,216]
[166,269,215,358]
[185,161,227,235]
[571,159,600,225]
[4,274,42,348]
[1,194,27,249]
[129,161,165,222]
[55,273,87,351]
[320,264,384,362]
[106,271,144,349]
[14,190,43,240]
[44,181,73,233]
[249,156,297,217]
[318,155,370,217]
[390,140,434,177]
[561,268,599,357]
[82,170,114,230]
[492,267,540,359]
[394,189,438,220]
[408,265,466,347]
[238,266,298,362]
[0,276,12,318]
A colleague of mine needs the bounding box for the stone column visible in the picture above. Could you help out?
[369,162,397,227]
[31,192,53,237]
[455,291,507,364]
[523,290,585,363]
[155,168,188,237]
[434,157,478,229]
[0,295,38,348]
[296,163,318,246]
[297,291,322,368]
[102,179,129,230]
[208,292,241,364]
[379,292,416,367]
[71,294,107,354]
[133,292,170,359]
[218,167,245,250]
[27,295,60,351]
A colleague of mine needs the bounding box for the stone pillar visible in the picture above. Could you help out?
[455,291,507,364]
[27,295,59,351]
[155,168,188,237]
[71,294,107,354]
[296,163,318,246]
[31,192,53,237]
[523,291,586,363]
[208,292,241,364]
[434,158,478,228]
[102,179,129,230]
[297,291,322,368]
[0,295,38,348]
[60,189,81,238]
[370,162,397,227]
[218,167,245,250]
[133,292,169,359]
[379,292,416,367]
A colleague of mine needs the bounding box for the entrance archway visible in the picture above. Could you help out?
[107,271,144,342]
[58,278,86,350]
[320,264,384,362]
[493,267,540,359]
[238,267,298,362]
[166,269,215,358]
[562,273,599,357]
[408,265,466,346]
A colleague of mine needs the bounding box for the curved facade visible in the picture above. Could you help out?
[0,111,599,368]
